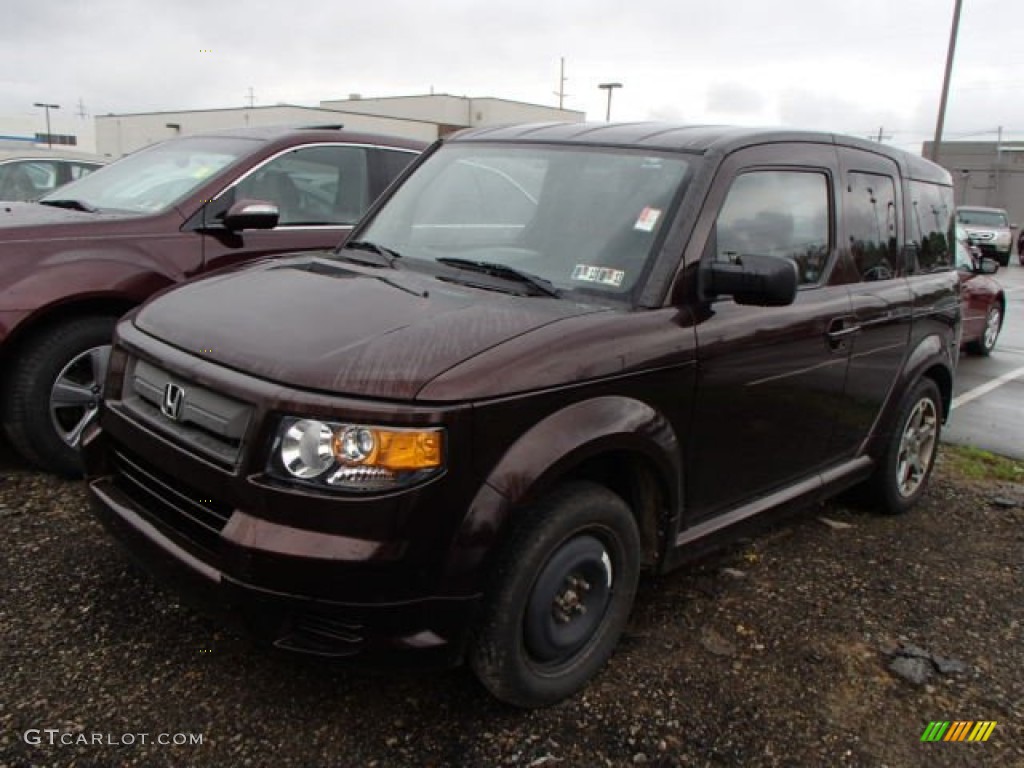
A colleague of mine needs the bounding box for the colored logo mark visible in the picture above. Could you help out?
[921,721,997,742]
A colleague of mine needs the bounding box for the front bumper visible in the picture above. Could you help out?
[87,461,480,662]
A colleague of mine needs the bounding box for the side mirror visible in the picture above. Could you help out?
[705,253,799,307]
[977,257,1000,275]
[223,199,279,231]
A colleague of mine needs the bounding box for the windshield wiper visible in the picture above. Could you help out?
[38,199,98,213]
[435,257,560,297]
[338,240,402,268]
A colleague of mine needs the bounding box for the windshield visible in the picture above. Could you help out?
[956,209,1008,228]
[39,136,259,214]
[355,143,692,298]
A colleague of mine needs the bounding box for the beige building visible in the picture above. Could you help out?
[924,140,1024,226]
[96,95,585,158]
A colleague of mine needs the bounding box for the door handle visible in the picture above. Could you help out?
[826,318,860,350]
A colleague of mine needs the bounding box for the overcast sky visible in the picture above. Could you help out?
[3,0,1023,153]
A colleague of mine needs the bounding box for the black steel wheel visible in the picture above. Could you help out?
[470,482,641,708]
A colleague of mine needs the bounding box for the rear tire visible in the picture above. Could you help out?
[965,305,1002,356]
[469,482,641,708]
[866,378,942,515]
[2,316,116,476]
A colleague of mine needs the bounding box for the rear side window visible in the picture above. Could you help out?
[715,170,831,285]
[908,181,953,273]
[845,172,898,281]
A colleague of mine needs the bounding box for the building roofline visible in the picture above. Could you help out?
[320,92,585,116]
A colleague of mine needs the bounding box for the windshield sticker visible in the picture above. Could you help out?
[634,207,662,232]
[572,264,625,287]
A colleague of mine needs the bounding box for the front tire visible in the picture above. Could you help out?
[469,482,641,708]
[867,378,942,515]
[2,316,116,476]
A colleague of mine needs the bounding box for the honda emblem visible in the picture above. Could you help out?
[161,382,185,421]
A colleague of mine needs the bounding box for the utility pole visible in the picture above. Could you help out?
[872,126,892,143]
[553,57,568,110]
[994,125,1003,203]
[75,98,87,119]
[930,0,963,164]
[33,102,60,147]
[247,87,255,108]
[598,82,622,122]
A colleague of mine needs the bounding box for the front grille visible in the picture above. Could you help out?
[119,359,252,467]
[111,448,234,555]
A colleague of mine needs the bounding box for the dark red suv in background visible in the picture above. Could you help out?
[0,126,423,474]
[84,124,960,707]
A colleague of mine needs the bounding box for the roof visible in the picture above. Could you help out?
[0,148,106,164]
[450,122,950,183]
[149,124,427,151]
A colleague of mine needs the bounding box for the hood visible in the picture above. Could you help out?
[132,255,606,400]
[0,201,152,238]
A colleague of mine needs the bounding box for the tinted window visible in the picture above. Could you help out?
[846,172,898,281]
[68,162,100,181]
[908,181,953,273]
[234,145,368,226]
[715,171,830,285]
[378,149,418,185]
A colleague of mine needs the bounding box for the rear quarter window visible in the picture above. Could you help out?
[908,181,954,273]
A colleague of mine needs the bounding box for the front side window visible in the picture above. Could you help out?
[358,144,692,298]
[908,181,953,273]
[232,145,368,226]
[714,170,830,285]
[845,172,898,281]
[39,136,257,213]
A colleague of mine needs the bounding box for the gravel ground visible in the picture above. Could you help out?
[1,443,1022,768]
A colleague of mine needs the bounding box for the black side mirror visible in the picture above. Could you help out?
[223,199,279,231]
[705,253,799,307]
[977,257,1000,275]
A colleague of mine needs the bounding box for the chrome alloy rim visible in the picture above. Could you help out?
[49,345,111,448]
[896,397,938,498]
[983,307,1002,351]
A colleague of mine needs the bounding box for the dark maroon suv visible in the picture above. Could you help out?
[83,124,961,707]
[0,126,423,475]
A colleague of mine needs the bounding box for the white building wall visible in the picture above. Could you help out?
[0,111,96,153]
[320,95,472,126]
[96,106,438,158]
[468,98,582,126]
[321,94,585,130]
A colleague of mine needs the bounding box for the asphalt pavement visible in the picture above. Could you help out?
[944,256,1024,459]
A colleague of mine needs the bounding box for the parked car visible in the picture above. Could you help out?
[955,205,1013,266]
[955,227,1004,355]
[83,124,960,708]
[0,148,105,201]
[1019,229,1024,266]
[0,126,424,474]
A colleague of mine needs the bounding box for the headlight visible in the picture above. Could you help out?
[269,417,444,491]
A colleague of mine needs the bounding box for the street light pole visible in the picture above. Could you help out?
[33,102,60,148]
[930,0,963,164]
[598,82,622,122]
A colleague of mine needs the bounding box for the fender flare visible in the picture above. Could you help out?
[440,396,683,593]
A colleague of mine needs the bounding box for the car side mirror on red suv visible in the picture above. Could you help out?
[705,253,799,307]
[223,199,280,231]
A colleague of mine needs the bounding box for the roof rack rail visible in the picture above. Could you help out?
[301,124,345,130]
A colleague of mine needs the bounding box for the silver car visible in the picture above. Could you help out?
[0,149,105,202]
[955,205,1013,266]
